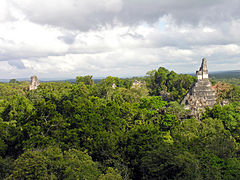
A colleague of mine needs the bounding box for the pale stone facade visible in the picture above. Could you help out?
[131,80,145,88]
[181,58,216,116]
[29,75,40,90]
[196,58,209,80]
[112,83,117,89]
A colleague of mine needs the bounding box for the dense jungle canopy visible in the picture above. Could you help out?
[0,67,240,179]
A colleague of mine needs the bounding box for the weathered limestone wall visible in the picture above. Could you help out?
[196,58,209,80]
[131,80,145,89]
[29,75,40,90]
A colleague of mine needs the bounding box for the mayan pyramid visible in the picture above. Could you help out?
[29,75,40,90]
[181,58,216,115]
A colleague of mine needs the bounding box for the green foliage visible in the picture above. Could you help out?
[141,145,201,180]
[0,156,14,179]
[166,101,192,120]
[8,147,101,180]
[63,149,101,179]
[98,167,122,180]
[0,68,239,179]
[146,67,196,102]
[0,137,7,156]
[202,103,240,145]
[76,75,94,86]
[9,79,17,84]
[138,117,238,179]
[223,158,240,179]
[0,81,28,99]
[139,96,167,112]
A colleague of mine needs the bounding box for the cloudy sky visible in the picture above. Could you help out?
[0,0,240,79]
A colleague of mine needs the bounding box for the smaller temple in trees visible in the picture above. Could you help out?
[181,58,216,116]
[29,75,40,90]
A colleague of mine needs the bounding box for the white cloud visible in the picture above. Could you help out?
[12,0,123,30]
[0,20,68,61]
[0,0,240,79]
[0,0,12,22]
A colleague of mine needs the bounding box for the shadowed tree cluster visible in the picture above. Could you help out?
[0,67,239,179]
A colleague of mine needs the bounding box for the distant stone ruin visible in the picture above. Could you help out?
[131,80,145,88]
[112,83,117,89]
[160,91,170,101]
[29,75,40,90]
[181,58,216,116]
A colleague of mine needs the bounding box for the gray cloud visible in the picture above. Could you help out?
[11,0,240,31]
[58,33,77,44]
[13,0,123,31]
[8,60,25,69]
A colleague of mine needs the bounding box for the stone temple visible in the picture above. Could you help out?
[29,75,40,90]
[181,58,216,115]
